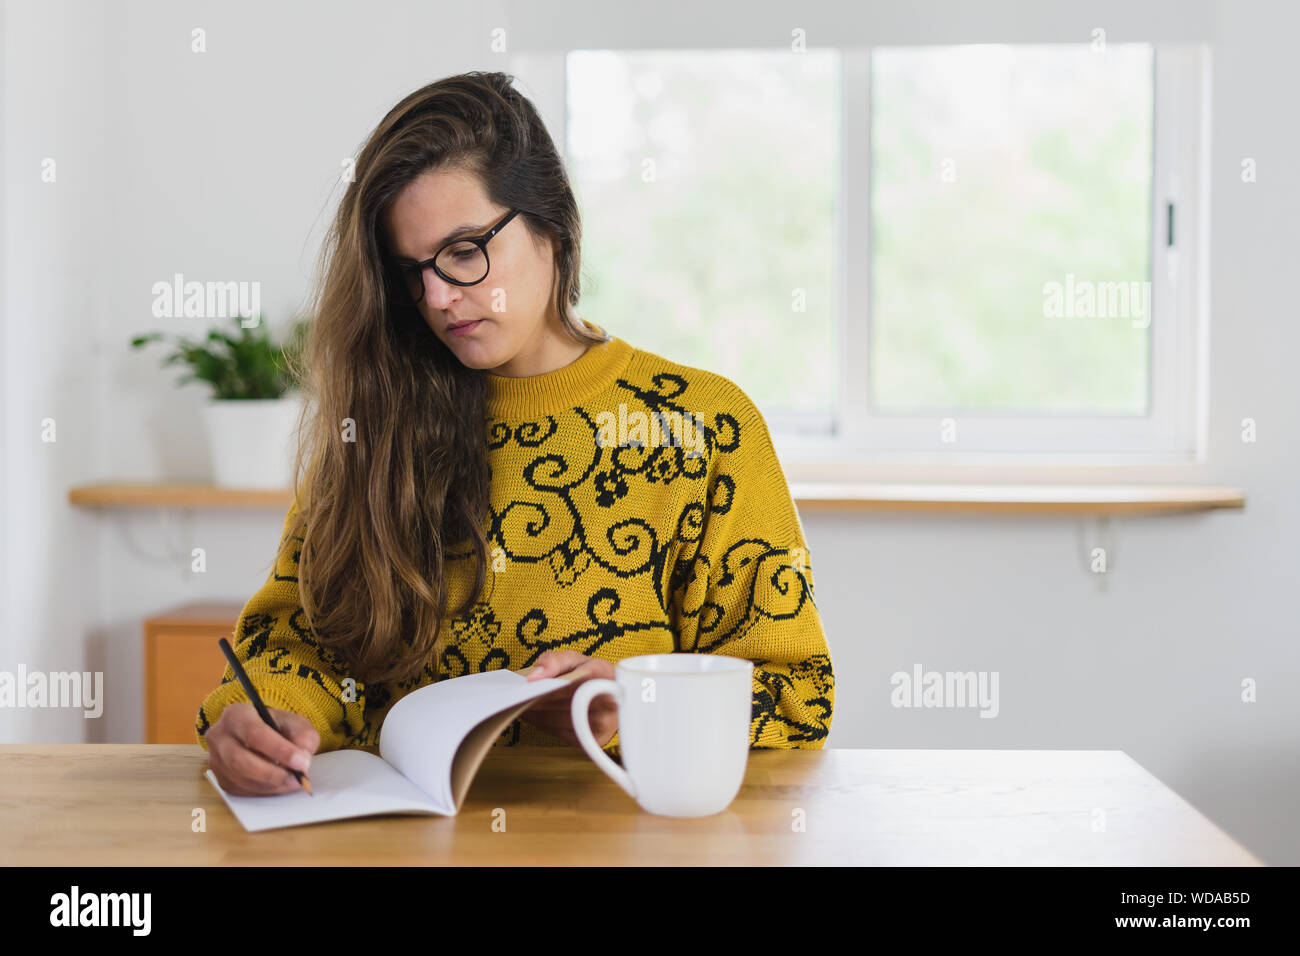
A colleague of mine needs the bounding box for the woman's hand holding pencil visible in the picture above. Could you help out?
[206,703,320,796]
[207,638,320,797]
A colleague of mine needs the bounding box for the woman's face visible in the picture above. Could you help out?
[382,165,562,374]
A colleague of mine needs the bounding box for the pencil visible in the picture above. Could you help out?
[217,638,313,795]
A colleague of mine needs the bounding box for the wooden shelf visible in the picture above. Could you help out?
[68,483,291,509]
[68,481,1245,515]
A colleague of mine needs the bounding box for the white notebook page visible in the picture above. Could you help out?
[204,748,441,832]
[205,670,572,831]
[379,669,571,809]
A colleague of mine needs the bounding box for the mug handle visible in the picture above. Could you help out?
[570,679,637,800]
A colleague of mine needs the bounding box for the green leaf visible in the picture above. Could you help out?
[128,312,306,399]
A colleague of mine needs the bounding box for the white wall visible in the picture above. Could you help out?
[2,0,113,744]
[3,0,1296,864]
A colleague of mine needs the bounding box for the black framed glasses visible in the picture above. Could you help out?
[389,208,520,303]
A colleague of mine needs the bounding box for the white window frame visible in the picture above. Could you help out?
[514,42,1212,470]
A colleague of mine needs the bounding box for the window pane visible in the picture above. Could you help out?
[567,49,838,415]
[870,44,1154,414]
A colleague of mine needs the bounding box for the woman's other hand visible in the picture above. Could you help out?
[522,650,618,747]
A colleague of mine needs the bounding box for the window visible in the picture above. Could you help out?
[559,43,1209,461]
[565,49,838,423]
[871,45,1153,414]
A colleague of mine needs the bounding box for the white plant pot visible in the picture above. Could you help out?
[200,395,303,489]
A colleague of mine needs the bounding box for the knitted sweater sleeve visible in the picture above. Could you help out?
[667,385,835,749]
[195,501,367,753]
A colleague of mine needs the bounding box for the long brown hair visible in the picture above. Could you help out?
[281,71,608,686]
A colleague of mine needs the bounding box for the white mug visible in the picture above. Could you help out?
[569,653,754,816]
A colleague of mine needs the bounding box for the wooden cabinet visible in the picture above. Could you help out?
[143,602,242,744]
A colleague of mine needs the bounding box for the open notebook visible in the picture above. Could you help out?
[204,668,574,832]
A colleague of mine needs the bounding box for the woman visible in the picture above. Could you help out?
[197,71,834,797]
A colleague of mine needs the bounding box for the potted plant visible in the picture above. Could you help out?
[130,314,310,489]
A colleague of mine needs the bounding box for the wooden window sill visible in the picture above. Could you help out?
[788,482,1243,515]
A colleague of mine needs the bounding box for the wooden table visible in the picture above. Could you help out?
[0,745,1261,865]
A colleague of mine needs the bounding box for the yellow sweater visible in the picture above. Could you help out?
[196,320,835,760]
